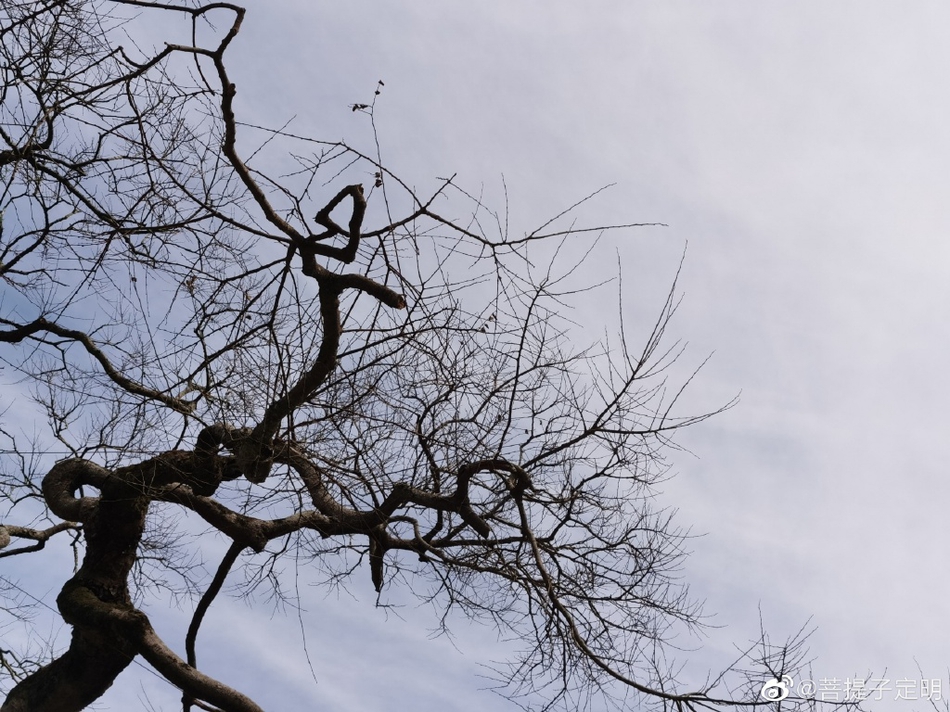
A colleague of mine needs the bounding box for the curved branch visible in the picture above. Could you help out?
[310,183,366,262]
[0,317,195,415]
[186,540,245,673]
[140,620,264,712]
[0,522,80,559]
[41,459,108,523]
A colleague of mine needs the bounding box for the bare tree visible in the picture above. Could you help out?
[0,2,811,711]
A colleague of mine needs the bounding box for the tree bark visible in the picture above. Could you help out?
[2,465,148,712]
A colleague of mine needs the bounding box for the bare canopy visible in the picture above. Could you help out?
[0,2,804,711]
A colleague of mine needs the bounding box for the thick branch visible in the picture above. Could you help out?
[310,183,366,263]
[140,622,264,712]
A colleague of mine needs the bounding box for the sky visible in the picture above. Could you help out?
[8,2,950,710]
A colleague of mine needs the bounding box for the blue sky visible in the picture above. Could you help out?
[7,2,950,710]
